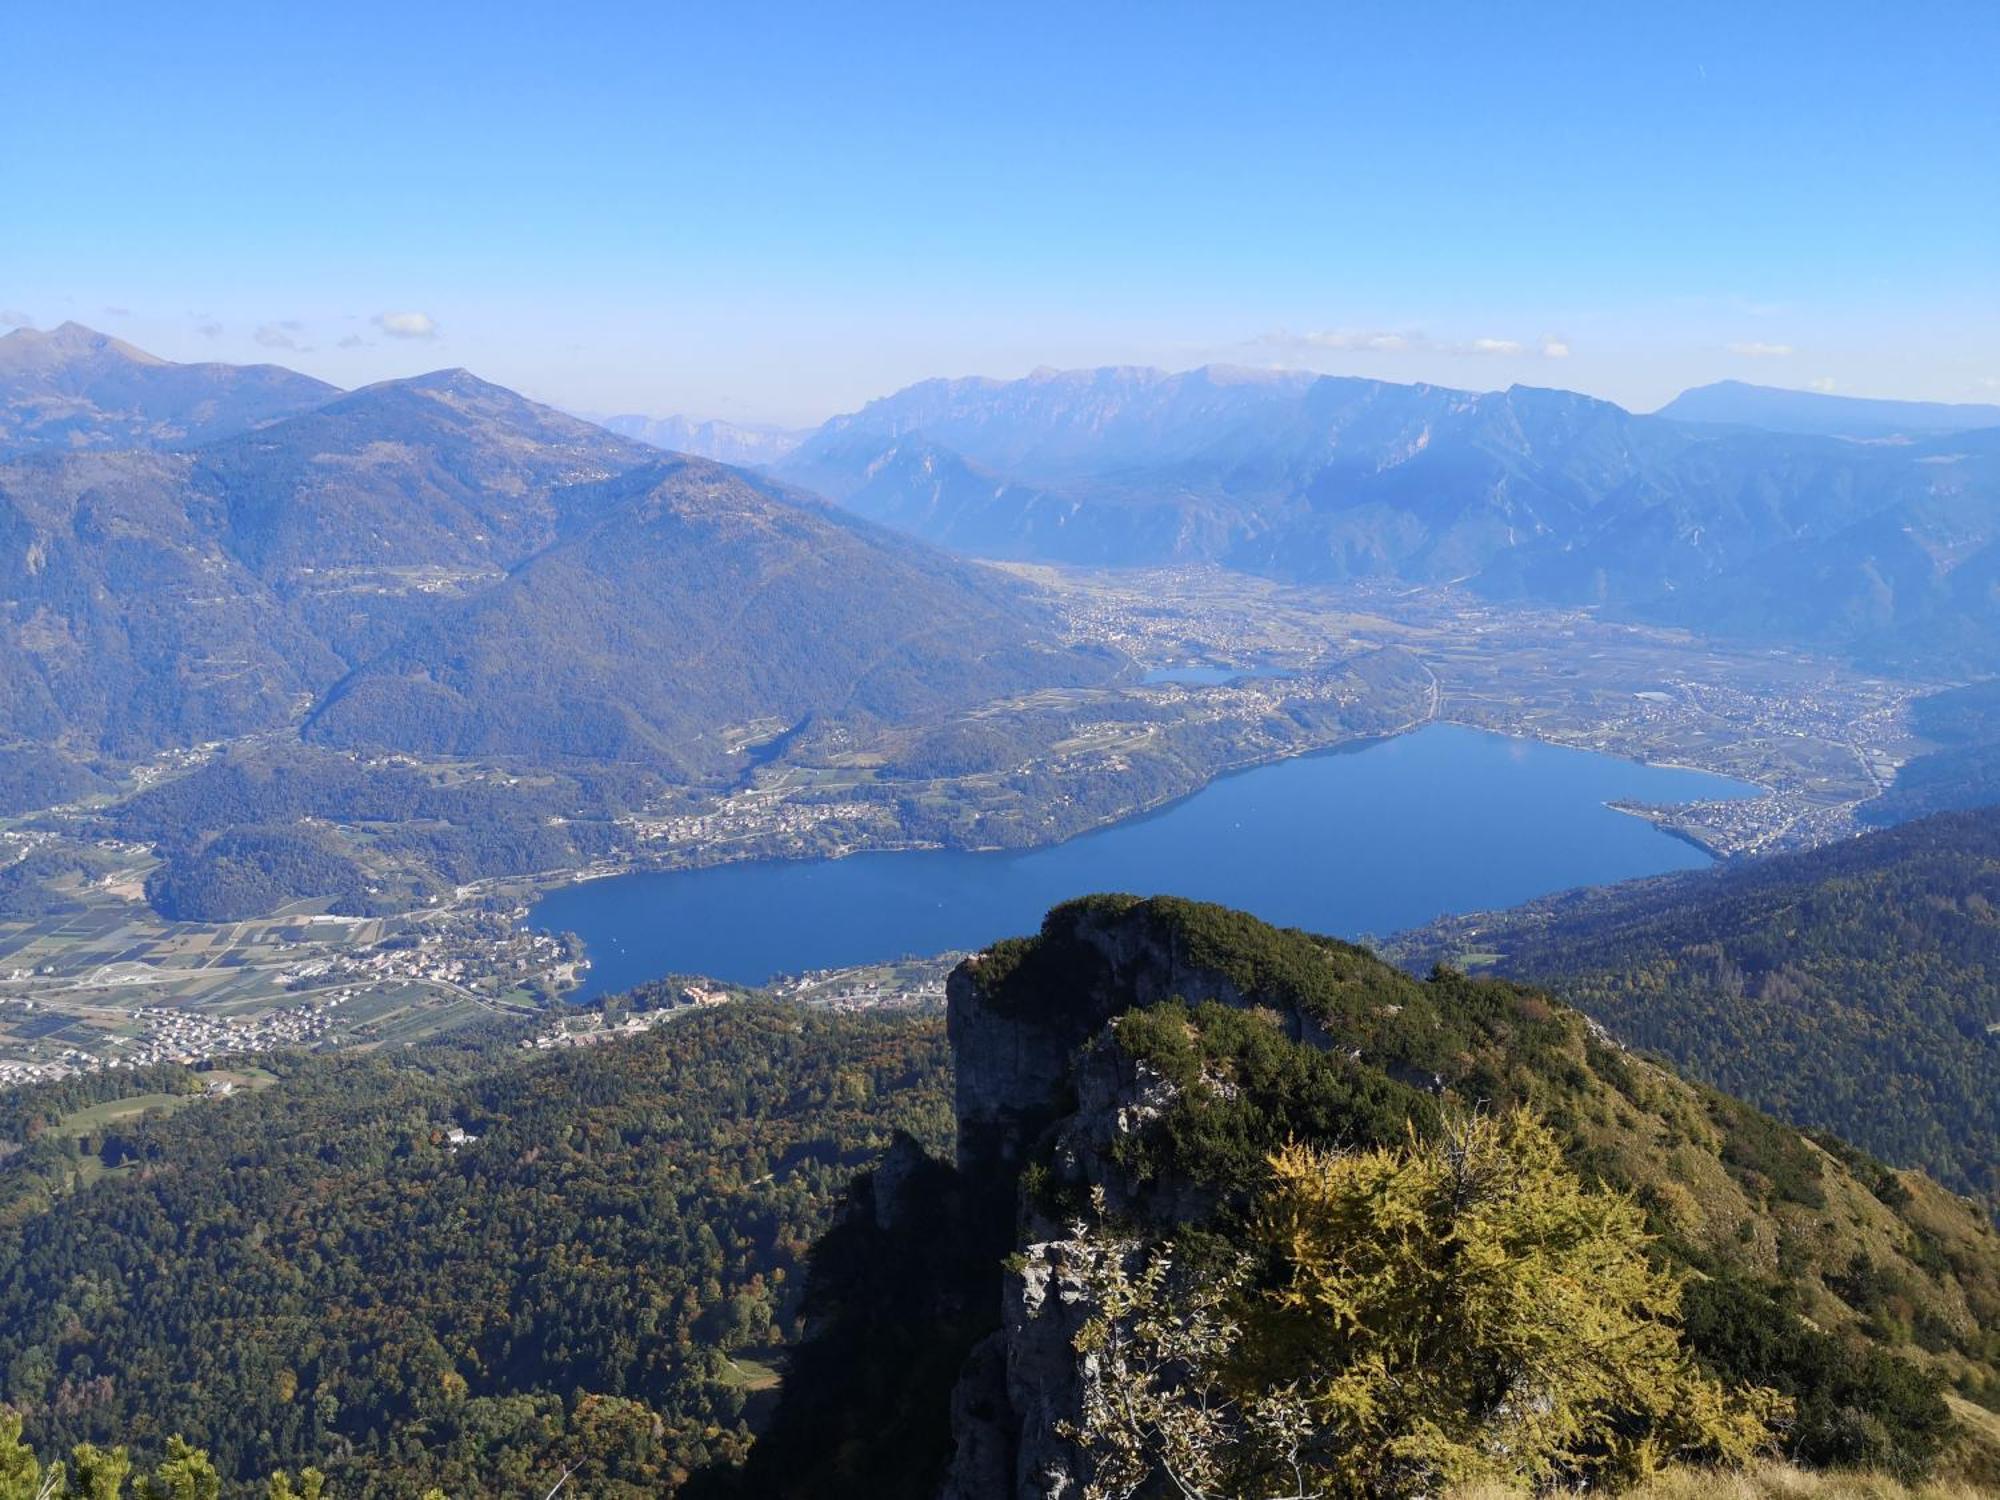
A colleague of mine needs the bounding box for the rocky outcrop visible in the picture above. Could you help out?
[947,893,1355,1182]
[946,1238,1101,1500]
[938,895,1366,1499]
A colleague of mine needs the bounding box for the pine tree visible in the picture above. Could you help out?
[134,1439,220,1500]
[0,1411,43,1500]
[65,1446,132,1500]
[1250,1109,1785,1493]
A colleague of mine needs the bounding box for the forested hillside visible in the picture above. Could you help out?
[302,456,1119,769]
[0,337,1119,795]
[1388,809,2000,1208]
[0,1005,950,1497]
[89,745,658,920]
[1863,680,2000,826]
[4,899,2000,1497]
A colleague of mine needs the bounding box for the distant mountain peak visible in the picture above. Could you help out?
[596,411,809,466]
[0,323,337,454]
[394,367,485,392]
[328,367,554,421]
[291,370,649,471]
[1197,362,1320,386]
[0,320,168,370]
[1658,380,2000,438]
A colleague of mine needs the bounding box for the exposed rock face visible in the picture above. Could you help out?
[939,1333,1016,1500]
[946,946,1098,1182]
[948,894,1293,1182]
[934,895,1462,1497]
[938,895,1327,1499]
[996,1240,1098,1500]
[938,1236,1107,1500]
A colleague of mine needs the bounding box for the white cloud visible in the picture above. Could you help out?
[0,308,30,328]
[103,305,132,318]
[337,334,371,350]
[196,321,223,339]
[1268,328,1417,354]
[1809,377,1837,393]
[1261,328,1553,360]
[374,311,440,340]
[1728,341,1796,358]
[254,322,310,351]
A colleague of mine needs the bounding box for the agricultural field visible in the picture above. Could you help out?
[0,838,564,1085]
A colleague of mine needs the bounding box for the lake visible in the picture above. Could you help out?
[529,724,1756,1000]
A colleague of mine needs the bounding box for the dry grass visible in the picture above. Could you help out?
[1444,1462,1998,1500]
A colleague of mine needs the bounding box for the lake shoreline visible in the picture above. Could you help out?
[530,724,1762,1002]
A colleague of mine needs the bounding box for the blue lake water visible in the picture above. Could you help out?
[530,724,1757,1000]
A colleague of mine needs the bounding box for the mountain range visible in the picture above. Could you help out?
[1658,380,2000,438]
[774,365,2000,671]
[0,333,1119,785]
[7,328,1999,796]
[0,321,336,453]
[597,411,808,466]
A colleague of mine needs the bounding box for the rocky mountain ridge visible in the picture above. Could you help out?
[599,411,809,466]
[776,364,2000,671]
[723,895,2000,1499]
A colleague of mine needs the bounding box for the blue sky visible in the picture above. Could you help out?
[5,1,1995,424]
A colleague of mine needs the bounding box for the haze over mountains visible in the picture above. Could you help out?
[775,364,2000,671]
[598,412,807,467]
[1659,379,2000,439]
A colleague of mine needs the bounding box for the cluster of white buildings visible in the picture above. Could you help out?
[118,999,345,1067]
[523,1007,681,1051]
[0,994,350,1087]
[310,925,572,995]
[625,794,877,851]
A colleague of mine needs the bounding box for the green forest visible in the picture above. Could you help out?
[1391,807,2000,1209]
[0,1007,949,1496]
[3,881,1999,1496]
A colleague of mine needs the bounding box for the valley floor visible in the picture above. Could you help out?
[0,571,1942,1087]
